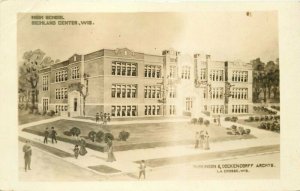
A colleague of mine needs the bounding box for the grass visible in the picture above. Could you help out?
[23,119,256,152]
[88,165,121,174]
[19,110,55,125]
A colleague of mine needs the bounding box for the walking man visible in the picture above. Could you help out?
[138,160,146,180]
[100,112,104,122]
[96,112,100,123]
[44,127,49,144]
[51,127,57,144]
[23,140,32,172]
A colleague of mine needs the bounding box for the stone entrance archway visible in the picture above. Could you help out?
[68,90,81,117]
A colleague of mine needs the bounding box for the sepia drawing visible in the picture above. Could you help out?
[18,12,280,181]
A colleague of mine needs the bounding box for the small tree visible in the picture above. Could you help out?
[104,133,114,143]
[204,120,210,127]
[96,131,105,143]
[70,127,81,139]
[191,118,197,125]
[198,117,204,125]
[88,131,97,142]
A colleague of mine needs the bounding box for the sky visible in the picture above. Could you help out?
[17,12,278,63]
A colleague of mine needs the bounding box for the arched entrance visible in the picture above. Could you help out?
[68,90,81,117]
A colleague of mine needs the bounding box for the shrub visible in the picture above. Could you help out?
[119,131,130,141]
[225,117,231,121]
[265,116,269,121]
[255,116,260,121]
[47,110,55,116]
[231,117,238,122]
[63,131,72,136]
[42,110,47,116]
[204,120,210,127]
[238,126,245,135]
[249,116,254,122]
[198,117,204,125]
[191,118,197,125]
[88,131,97,142]
[231,125,237,130]
[269,115,273,120]
[245,129,251,134]
[260,116,265,121]
[70,127,81,137]
[96,131,105,142]
[104,132,114,143]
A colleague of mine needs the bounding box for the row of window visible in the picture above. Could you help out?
[144,86,161,98]
[231,88,248,99]
[42,75,49,91]
[55,105,68,113]
[112,61,137,76]
[144,65,161,78]
[210,88,224,99]
[55,70,68,82]
[232,105,249,113]
[111,84,137,98]
[211,105,224,114]
[169,66,177,79]
[145,105,161,116]
[185,97,193,111]
[232,71,248,82]
[209,70,224,81]
[181,66,191,80]
[111,105,137,117]
[199,69,206,80]
[55,88,68,99]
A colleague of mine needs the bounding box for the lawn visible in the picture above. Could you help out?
[22,119,256,152]
[18,110,55,125]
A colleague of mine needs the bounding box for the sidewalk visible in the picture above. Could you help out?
[19,124,279,177]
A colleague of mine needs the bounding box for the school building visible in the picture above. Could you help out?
[38,48,253,118]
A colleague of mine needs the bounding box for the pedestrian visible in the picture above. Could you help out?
[138,160,146,180]
[107,113,111,123]
[204,131,210,150]
[106,139,116,162]
[103,116,107,125]
[96,112,100,123]
[79,138,88,156]
[100,112,104,122]
[51,127,57,144]
[73,145,79,159]
[194,132,200,149]
[199,130,204,149]
[44,127,49,144]
[23,140,32,172]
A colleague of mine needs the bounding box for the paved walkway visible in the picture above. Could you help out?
[18,115,279,178]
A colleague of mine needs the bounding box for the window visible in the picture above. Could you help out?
[71,66,80,79]
[144,65,161,78]
[185,97,193,111]
[232,105,249,113]
[169,66,176,78]
[112,61,137,76]
[55,88,68,100]
[55,104,68,113]
[170,105,176,115]
[55,70,68,82]
[42,75,49,91]
[111,105,138,117]
[209,70,223,81]
[42,98,49,112]
[232,71,248,82]
[200,69,206,80]
[210,88,224,99]
[232,88,248,99]
[144,105,161,116]
[169,86,176,98]
[211,105,224,114]
[112,84,137,98]
[181,66,191,79]
[144,85,161,98]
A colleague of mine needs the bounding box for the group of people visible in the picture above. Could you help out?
[43,127,57,144]
[96,112,111,125]
[73,138,88,159]
[195,130,210,150]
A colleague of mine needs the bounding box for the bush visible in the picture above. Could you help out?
[47,110,55,116]
[119,131,130,141]
[104,133,114,143]
[70,127,81,137]
[204,120,210,127]
[63,131,72,136]
[265,116,269,121]
[245,129,251,134]
[231,125,237,130]
[42,110,47,116]
[255,116,260,121]
[231,117,238,122]
[225,117,231,121]
[88,131,97,142]
[269,115,273,120]
[249,116,254,122]
[191,118,197,125]
[198,117,204,125]
[260,116,265,121]
[238,126,245,135]
[96,131,105,142]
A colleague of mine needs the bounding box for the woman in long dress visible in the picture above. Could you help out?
[203,131,210,150]
[107,139,116,162]
[79,138,88,156]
